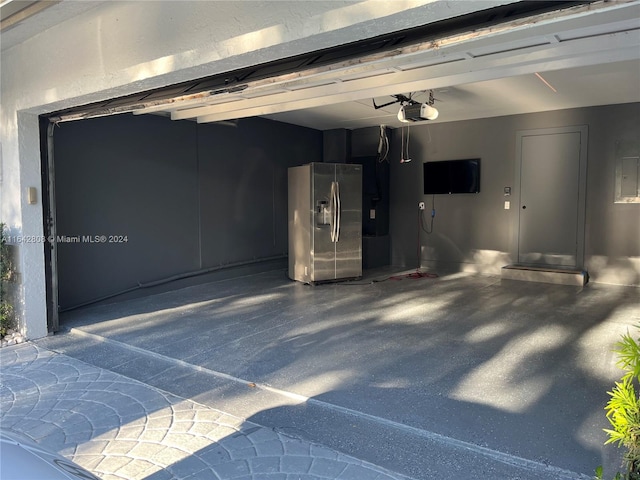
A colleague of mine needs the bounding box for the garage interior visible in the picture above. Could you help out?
[46,0,640,313]
[30,0,640,478]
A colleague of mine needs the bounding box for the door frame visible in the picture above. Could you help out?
[511,125,588,270]
[39,117,60,334]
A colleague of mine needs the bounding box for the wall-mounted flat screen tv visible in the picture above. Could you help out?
[423,159,480,194]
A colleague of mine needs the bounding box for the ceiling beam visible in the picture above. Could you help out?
[193,30,639,123]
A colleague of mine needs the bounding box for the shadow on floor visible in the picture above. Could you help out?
[55,266,638,478]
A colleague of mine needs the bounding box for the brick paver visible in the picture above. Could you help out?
[0,343,411,479]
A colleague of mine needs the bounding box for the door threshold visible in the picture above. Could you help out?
[501,264,588,286]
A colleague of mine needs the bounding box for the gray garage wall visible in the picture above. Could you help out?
[54,102,639,308]
[54,114,321,309]
[388,102,640,286]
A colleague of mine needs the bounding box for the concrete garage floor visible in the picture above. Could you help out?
[40,266,639,479]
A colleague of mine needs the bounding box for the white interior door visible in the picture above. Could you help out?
[515,126,588,268]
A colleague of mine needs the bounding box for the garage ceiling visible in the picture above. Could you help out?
[129,0,640,130]
[258,60,640,130]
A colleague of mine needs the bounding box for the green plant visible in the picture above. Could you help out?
[597,327,640,479]
[595,465,623,480]
[0,300,12,337]
[0,222,15,338]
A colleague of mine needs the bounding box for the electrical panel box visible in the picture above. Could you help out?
[615,140,640,203]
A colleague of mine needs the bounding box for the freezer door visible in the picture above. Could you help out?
[334,163,362,279]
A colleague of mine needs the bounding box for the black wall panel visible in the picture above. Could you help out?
[197,117,322,266]
[54,114,322,309]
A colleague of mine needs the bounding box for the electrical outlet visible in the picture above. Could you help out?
[418,202,425,210]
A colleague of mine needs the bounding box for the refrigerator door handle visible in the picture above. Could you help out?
[335,181,341,242]
[329,182,336,242]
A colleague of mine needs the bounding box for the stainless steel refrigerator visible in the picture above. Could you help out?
[288,162,362,284]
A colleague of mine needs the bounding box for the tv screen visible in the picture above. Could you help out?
[423,159,480,194]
